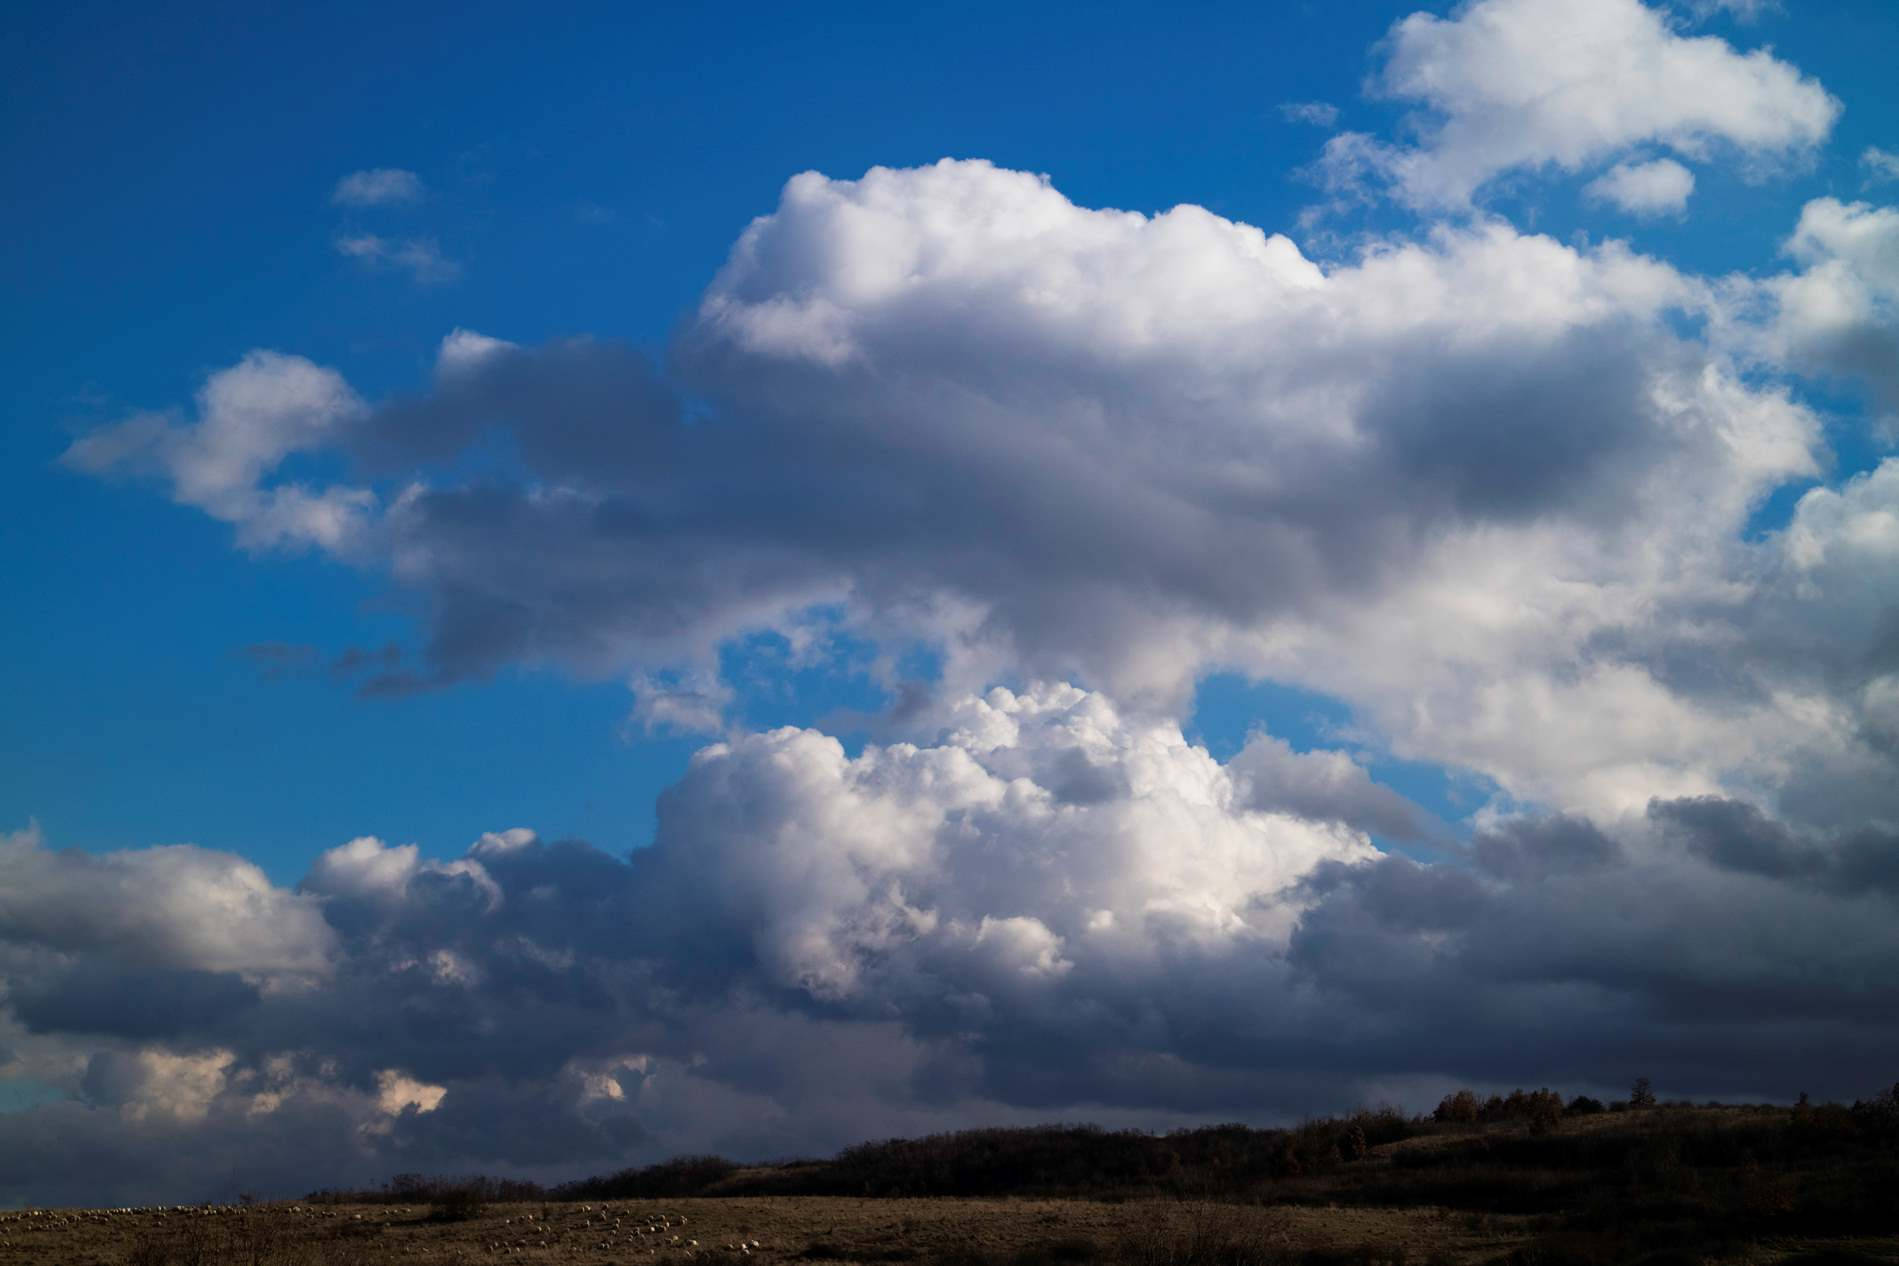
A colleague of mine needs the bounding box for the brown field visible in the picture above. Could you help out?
[2,1194,1896,1266]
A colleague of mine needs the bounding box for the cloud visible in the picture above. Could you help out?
[1227,733,1435,841]
[331,168,424,207]
[1684,0,1780,21]
[634,684,1376,1002]
[1279,101,1339,128]
[60,350,373,553]
[8,687,1899,1203]
[1863,147,1899,188]
[72,159,1891,824]
[1317,0,1836,208]
[1585,157,1696,216]
[629,667,735,735]
[0,824,334,978]
[335,234,462,284]
[1752,197,1899,412]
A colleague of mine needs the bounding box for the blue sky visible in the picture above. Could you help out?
[2,0,1410,873]
[7,0,1899,1207]
[8,0,1892,879]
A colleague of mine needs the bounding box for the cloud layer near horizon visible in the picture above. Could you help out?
[7,684,1899,1206]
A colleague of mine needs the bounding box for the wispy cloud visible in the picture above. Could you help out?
[334,233,461,284]
[1279,100,1339,128]
[1864,146,1899,187]
[330,167,424,207]
[1684,0,1781,22]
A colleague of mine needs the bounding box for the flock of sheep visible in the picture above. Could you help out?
[489,1206,767,1257]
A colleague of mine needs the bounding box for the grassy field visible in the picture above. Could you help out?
[0,1196,1530,1266]
[6,1105,1899,1265]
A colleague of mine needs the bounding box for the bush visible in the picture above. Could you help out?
[1566,1096,1606,1117]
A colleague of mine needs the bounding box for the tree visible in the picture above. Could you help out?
[1630,1077,1656,1109]
[1433,1090,1480,1124]
[1525,1088,1564,1135]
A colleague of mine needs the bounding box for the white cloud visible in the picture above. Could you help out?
[1319,0,1837,208]
[335,234,461,284]
[60,351,374,553]
[1585,157,1696,215]
[330,168,424,207]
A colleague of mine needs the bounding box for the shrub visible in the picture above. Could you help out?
[1565,1096,1606,1117]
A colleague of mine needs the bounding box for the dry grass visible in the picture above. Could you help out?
[0,1197,1514,1266]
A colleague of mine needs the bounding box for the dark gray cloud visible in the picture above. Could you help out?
[12,967,260,1041]
[1651,795,1899,895]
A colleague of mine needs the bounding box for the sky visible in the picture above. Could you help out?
[4,0,1899,1207]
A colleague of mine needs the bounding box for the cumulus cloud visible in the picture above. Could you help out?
[635,685,1376,1002]
[1585,157,1696,215]
[71,159,1899,824]
[1317,0,1836,208]
[335,234,461,284]
[330,168,424,207]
